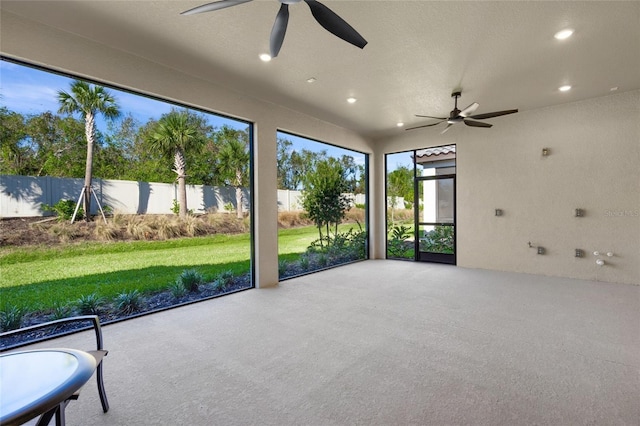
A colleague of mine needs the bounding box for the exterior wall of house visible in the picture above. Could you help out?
[0,11,376,288]
[376,90,640,285]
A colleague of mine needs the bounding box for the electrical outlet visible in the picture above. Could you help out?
[537,246,545,255]
[575,249,583,258]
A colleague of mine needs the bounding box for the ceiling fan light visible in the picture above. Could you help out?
[396,122,404,127]
[554,29,574,40]
[259,53,272,62]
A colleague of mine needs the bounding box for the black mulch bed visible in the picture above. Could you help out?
[0,276,252,351]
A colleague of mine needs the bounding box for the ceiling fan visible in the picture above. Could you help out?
[406,91,518,134]
[181,0,367,58]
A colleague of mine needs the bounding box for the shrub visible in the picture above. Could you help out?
[76,293,105,315]
[49,223,81,242]
[42,199,83,221]
[181,215,207,237]
[419,225,454,254]
[387,224,414,259]
[151,215,180,240]
[299,254,311,270]
[169,280,187,299]
[49,302,74,321]
[179,269,204,292]
[94,221,121,241]
[213,270,234,291]
[278,259,288,276]
[0,304,26,332]
[126,217,151,240]
[114,290,142,315]
[171,199,180,215]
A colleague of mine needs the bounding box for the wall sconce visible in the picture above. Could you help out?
[495,209,503,216]
[542,148,550,156]
[575,208,584,217]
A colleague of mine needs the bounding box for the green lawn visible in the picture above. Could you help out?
[0,224,360,312]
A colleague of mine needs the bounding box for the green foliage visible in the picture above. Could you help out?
[49,302,74,321]
[169,280,187,299]
[278,259,288,277]
[178,269,204,292]
[114,289,142,315]
[387,224,414,259]
[76,293,105,315]
[0,304,26,332]
[299,254,310,270]
[387,166,414,204]
[41,199,83,221]
[171,199,180,215]
[301,158,351,246]
[212,270,234,291]
[420,225,454,254]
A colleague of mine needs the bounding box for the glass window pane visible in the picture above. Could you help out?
[385,151,415,259]
[277,131,368,280]
[0,59,254,330]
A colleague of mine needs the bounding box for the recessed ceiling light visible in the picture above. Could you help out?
[347,97,357,104]
[306,77,317,83]
[259,53,272,62]
[396,122,404,127]
[554,29,574,40]
[559,85,572,92]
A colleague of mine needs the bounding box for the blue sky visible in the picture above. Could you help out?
[0,60,245,132]
[1,59,365,165]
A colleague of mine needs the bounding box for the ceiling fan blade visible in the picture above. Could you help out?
[304,0,368,49]
[181,0,253,15]
[440,123,454,134]
[468,109,518,120]
[459,102,479,117]
[415,114,447,120]
[405,120,445,131]
[270,4,289,57]
[464,119,493,128]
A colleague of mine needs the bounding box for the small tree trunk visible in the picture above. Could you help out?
[83,112,96,221]
[235,186,243,219]
[174,150,188,218]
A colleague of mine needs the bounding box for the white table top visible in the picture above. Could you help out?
[0,348,96,426]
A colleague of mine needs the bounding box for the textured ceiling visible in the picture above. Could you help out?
[2,1,639,139]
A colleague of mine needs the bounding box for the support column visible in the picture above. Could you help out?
[253,122,279,288]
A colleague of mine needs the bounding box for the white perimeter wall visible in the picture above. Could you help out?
[0,176,364,217]
[0,176,251,217]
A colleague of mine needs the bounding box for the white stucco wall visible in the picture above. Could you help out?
[376,90,640,285]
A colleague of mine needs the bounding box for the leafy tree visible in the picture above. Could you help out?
[0,107,28,175]
[146,109,205,217]
[58,80,120,220]
[25,112,87,177]
[387,165,414,222]
[95,113,140,180]
[216,126,250,218]
[276,137,293,189]
[301,158,351,246]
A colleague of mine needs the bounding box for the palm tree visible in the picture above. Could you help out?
[217,128,250,219]
[58,80,120,220]
[147,110,203,217]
